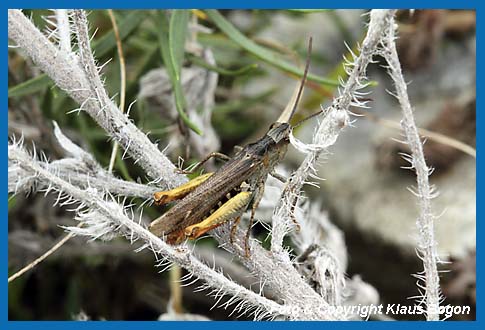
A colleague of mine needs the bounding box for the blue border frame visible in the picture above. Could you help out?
[2,1,478,10]
[3,1,479,329]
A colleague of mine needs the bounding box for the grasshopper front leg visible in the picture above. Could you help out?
[153,172,213,206]
[243,180,265,257]
[270,171,287,183]
[184,191,252,241]
[176,152,230,175]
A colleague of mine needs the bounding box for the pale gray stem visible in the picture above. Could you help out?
[382,15,441,321]
[9,123,159,199]
[8,9,185,188]
[9,162,158,199]
[72,10,112,113]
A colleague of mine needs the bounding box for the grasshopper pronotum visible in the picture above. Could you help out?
[149,38,313,256]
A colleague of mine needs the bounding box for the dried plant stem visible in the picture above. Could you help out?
[107,9,127,174]
[382,16,441,321]
[8,223,81,283]
[413,126,475,158]
[356,108,476,158]
[169,265,184,314]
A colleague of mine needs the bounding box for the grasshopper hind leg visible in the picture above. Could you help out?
[230,216,242,244]
[184,191,252,241]
[153,172,213,206]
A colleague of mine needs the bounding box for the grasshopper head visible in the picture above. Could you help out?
[244,121,290,163]
[266,122,292,165]
[246,122,291,165]
[267,122,291,144]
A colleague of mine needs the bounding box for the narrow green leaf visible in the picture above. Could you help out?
[158,12,175,77]
[169,10,190,81]
[213,88,276,114]
[8,195,16,211]
[157,11,202,135]
[8,74,52,98]
[115,149,134,182]
[187,54,258,76]
[204,10,339,87]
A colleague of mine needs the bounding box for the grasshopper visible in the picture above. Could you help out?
[149,38,313,256]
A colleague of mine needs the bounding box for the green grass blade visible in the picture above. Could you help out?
[8,194,16,211]
[187,54,258,76]
[115,149,134,181]
[169,10,190,81]
[8,74,52,98]
[213,88,276,114]
[204,10,339,87]
[157,11,202,135]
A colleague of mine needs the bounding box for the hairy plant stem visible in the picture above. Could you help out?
[382,15,441,321]
[8,9,185,188]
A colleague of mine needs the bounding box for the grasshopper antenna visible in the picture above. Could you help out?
[294,108,325,128]
[289,36,312,121]
[277,37,313,123]
[294,96,374,128]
